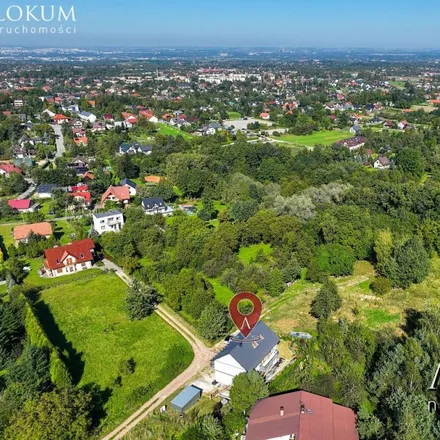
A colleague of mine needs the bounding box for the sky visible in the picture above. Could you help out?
[1,0,439,48]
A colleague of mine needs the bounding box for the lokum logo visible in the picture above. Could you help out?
[0,5,77,36]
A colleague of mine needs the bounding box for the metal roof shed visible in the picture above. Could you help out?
[171,385,202,413]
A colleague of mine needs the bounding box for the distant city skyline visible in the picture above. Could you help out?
[1,0,439,48]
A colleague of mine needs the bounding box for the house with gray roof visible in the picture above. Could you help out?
[212,321,280,386]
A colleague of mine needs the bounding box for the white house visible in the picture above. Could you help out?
[79,111,97,124]
[374,156,391,170]
[93,210,124,235]
[120,178,137,196]
[142,197,174,216]
[212,322,280,386]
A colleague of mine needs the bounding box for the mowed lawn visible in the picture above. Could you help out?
[275,130,352,147]
[35,272,194,434]
[157,124,193,140]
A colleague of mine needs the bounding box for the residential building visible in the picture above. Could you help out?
[374,156,391,170]
[245,390,358,440]
[120,178,137,196]
[8,199,34,213]
[36,184,61,199]
[43,238,95,278]
[78,111,97,123]
[212,322,280,386]
[52,114,70,125]
[93,210,124,235]
[13,222,53,244]
[101,185,131,205]
[0,163,22,177]
[142,197,174,216]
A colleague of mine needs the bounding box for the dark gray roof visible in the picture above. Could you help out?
[213,321,279,371]
[36,184,59,193]
[120,178,136,188]
[142,197,165,210]
[93,210,122,219]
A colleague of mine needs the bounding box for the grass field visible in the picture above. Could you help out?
[274,130,352,147]
[157,124,193,140]
[208,277,234,305]
[263,256,440,335]
[34,272,194,434]
[0,222,18,248]
[23,258,102,288]
[238,243,273,265]
[227,111,242,120]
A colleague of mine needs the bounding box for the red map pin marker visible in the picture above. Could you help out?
[229,292,262,338]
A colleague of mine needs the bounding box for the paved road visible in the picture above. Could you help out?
[51,124,65,157]
[17,178,35,200]
[100,259,215,440]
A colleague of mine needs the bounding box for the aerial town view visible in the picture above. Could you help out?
[1,1,440,439]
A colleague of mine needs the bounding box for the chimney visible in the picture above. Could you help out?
[280,406,284,417]
[300,404,305,414]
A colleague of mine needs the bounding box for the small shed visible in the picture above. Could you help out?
[171,385,202,413]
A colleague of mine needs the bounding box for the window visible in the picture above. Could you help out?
[57,268,62,273]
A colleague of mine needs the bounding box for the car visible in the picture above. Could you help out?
[290,332,313,340]
[242,117,248,120]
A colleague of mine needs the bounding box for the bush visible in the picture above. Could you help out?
[371,277,392,295]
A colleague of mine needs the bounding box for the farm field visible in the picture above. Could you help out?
[263,257,440,335]
[34,272,194,434]
[274,130,352,147]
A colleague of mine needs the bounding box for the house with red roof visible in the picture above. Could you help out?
[0,163,22,177]
[43,238,95,278]
[69,185,92,207]
[260,112,270,120]
[8,199,33,213]
[53,114,70,125]
[101,185,130,205]
[245,390,358,440]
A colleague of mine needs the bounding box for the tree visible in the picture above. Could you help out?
[374,230,395,278]
[126,280,159,320]
[311,278,342,319]
[267,268,284,297]
[391,237,430,288]
[396,147,425,176]
[308,244,355,281]
[0,300,24,369]
[4,388,93,440]
[198,302,230,341]
[6,345,51,399]
[371,277,392,295]
[230,371,269,414]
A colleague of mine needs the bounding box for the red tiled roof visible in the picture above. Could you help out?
[0,164,22,175]
[246,391,358,440]
[44,238,95,270]
[101,185,130,204]
[14,222,53,241]
[53,114,69,120]
[8,199,31,210]
[71,185,88,192]
[71,191,92,202]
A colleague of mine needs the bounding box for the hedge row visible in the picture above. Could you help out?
[22,297,72,388]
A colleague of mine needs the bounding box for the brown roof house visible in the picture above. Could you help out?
[245,390,358,440]
[13,222,53,244]
[101,186,130,205]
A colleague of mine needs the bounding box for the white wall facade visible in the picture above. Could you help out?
[214,354,246,386]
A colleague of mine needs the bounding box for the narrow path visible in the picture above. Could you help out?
[100,259,214,440]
